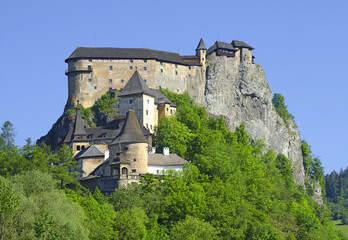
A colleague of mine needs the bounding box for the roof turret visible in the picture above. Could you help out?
[111,110,148,144]
[196,38,206,51]
[73,102,87,137]
[118,71,154,97]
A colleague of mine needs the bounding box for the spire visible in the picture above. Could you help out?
[118,70,153,97]
[111,110,148,144]
[196,38,206,51]
[73,102,87,137]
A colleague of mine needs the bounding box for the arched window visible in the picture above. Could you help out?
[76,145,81,150]
[81,146,85,150]
[122,167,128,175]
[113,168,119,176]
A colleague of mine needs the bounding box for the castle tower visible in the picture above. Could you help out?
[196,38,207,69]
[108,110,149,185]
[71,102,89,154]
[118,70,156,133]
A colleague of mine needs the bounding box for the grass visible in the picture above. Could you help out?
[333,220,348,239]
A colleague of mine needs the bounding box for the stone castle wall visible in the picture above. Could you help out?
[66,58,205,109]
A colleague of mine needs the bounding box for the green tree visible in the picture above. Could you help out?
[272,93,294,126]
[0,121,16,148]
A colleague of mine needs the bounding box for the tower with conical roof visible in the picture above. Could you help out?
[108,110,149,185]
[196,38,207,69]
[118,70,156,133]
[71,101,89,154]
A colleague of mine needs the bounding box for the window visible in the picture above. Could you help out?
[144,67,147,71]
[94,86,97,90]
[175,64,178,68]
[146,110,148,115]
[121,79,124,83]
[129,99,133,104]
[146,123,148,128]
[144,79,147,83]
[116,153,120,156]
[147,99,149,104]
[170,109,172,114]
[130,66,133,70]
[81,146,85,150]
[160,69,163,73]
[144,60,147,63]
[166,108,168,111]
[202,58,204,61]
[124,147,128,151]
[132,169,136,173]
[150,125,152,129]
[109,79,112,84]
[109,66,113,71]
[122,167,128,174]
[88,59,92,62]
[177,89,179,92]
[76,145,80,150]
[189,66,191,70]
[88,78,92,83]
[133,158,136,162]
[175,71,178,75]
[88,65,92,71]
[130,59,133,63]
[188,74,191,77]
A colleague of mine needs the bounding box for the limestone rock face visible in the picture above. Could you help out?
[204,55,305,185]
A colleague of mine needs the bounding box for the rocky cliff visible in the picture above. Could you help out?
[204,55,305,185]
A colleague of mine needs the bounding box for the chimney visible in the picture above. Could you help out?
[163,147,169,156]
[149,147,156,154]
[104,149,109,160]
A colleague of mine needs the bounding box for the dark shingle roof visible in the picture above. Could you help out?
[207,41,237,55]
[64,126,120,143]
[74,108,87,136]
[150,89,176,107]
[148,154,188,166]
[196,38,206,51]
[111,110,148,144]
[66,47,188,65]
[118,71,154,97]
[75,145,104,159]
[232,40,254,50]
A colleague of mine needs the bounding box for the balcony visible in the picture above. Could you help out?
[65,67,92,75]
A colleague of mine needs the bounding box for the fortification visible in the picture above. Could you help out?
[64,39,254,110]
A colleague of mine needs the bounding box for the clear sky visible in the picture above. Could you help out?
[0,0,347,173]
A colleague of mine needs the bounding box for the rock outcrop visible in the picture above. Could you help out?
[204,55,305,185]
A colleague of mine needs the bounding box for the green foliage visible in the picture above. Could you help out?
[272,93,294,127]
[275,154,293,190]
[91,91,118,114]
[0,121,16,148]
[301,140,325,196]
[170,215,219,240]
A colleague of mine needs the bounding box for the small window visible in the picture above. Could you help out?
[159,86,161,89]
[166,108,168,111]
[146,123,148,128]
[150,125,152,129]
[202,58,204,61]
[88,78,92,83]
[109,66,113,71]
[121,79,124,83]
[133,158,136,162]
[124,147,128,151]
[144,60,147,63]
[81,146,85,150]
[188,74,191,77]
[144,67,147,71]
[94,86,97,90]
[88,59,92,62]
[129,99,133,104]
[147,99,149,104]
[160,69,163,73]
[132,169,136,173]
[88,65,92,71]
[175,64,178,68]
[175,71,178,75]
[130,66,133,70]
[189,66,191,70]
[76,145,80,150]
[146,110,148,115]
[177,89,179,92]
[116,153,120,156]
[130,59,133,63]
[109,79,112,84]
[170,109,173,114]
[144,79,147,83]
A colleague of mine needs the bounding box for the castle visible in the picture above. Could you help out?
[65,39,254,109]
[63,38,255,192]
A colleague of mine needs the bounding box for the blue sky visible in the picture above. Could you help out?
[0,0,347,173]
